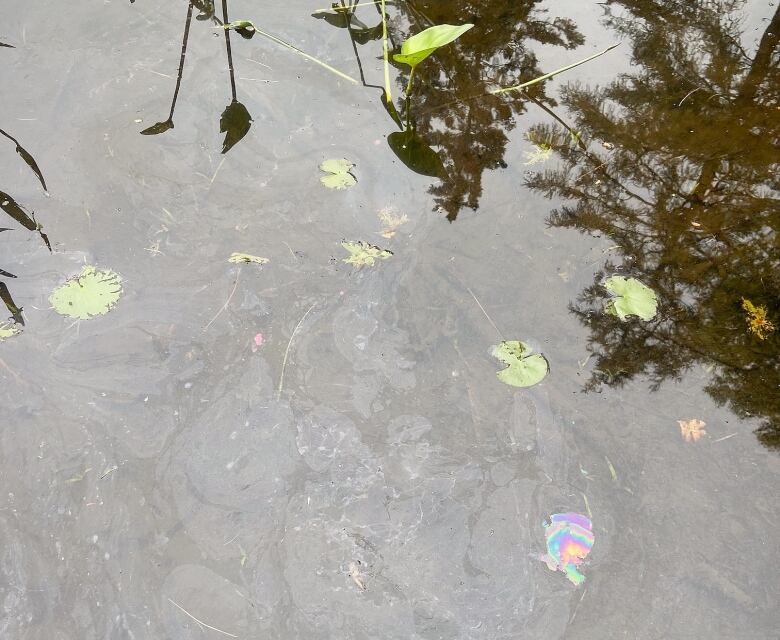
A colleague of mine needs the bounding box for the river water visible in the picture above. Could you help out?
[1,1,778,638]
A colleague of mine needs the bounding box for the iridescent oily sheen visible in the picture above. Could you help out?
[541,513,595,585]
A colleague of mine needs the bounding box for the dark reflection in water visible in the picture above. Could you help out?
[141,0,252,154]
[525,1,780,448]
[0,122,50,323]
[320,0,584,220]
[395,1,583,221]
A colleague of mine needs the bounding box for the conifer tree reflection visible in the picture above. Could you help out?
[525,1,780,447]
[392,1,584,220]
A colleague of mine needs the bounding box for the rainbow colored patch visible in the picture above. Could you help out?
[541,512,595,585]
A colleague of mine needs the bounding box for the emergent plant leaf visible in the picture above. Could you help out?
[393,23,473,69]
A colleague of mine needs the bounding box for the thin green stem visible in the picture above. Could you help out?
[405,66,415,96]
[312,0,383,14]
[222,23,358,84]
[381,0,392,102]
[491,43,620,95]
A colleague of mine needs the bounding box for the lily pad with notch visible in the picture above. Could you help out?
[0,321,21,342]
[492,340,549,388]
[604,275,658,321]
[320,158,357,189]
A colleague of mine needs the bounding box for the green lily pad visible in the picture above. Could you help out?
[228,252,269,265]
[320,158,357,189]
[604,275,657,321]
[492,340,549,388]
[393,23,474,69]
[341,241,392,267]
[0,322,21,341]
[50,265,122,320]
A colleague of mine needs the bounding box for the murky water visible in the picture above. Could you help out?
[1,1,778,637]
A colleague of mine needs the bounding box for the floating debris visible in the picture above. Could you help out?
[604,275,657,321]
[228,252,269,265]
[741,298,775,340]
[491,340,549,388]
[678,418,706,443]
[320,158,357,189]
[378,207,408,239]
[49,266,122,319]
[341,241,392,267]
[251,332,264,352]
[541,512,595,585]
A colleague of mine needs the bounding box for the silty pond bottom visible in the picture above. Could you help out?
[0,0,778,638]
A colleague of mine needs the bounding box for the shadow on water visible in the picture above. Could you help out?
[141,0,252,154]
[0,122,51,325]
[524,1,780,448]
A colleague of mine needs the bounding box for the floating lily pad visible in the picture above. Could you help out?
[604,275,657,321]
[0,322,21,342]
[228,252,269,265]
[50,266,122,319]
[341,241,392,267]
[320,158,357,189]
[492,340,549,388]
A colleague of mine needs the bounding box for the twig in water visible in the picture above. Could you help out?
[204,268,241,331]
[276,302,317,401]
[713,433,738,443]
[466,287,503,338]
[167,598,238,638]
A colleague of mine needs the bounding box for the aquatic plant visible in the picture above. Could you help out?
[492,340,549,388]
[393,24,474,97]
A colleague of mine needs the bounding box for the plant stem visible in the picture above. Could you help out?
[237,23,358,84]
[491,43,620,95]
[221,0,237,101]
[312,0,383,13]
[169,1,194,120]
[405,66,415,96]
[381,0,392,102]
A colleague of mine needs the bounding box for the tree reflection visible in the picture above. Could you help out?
[395,1,584,220]
[525,1,780,447]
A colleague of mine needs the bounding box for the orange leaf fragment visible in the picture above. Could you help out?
[678,418,706,443]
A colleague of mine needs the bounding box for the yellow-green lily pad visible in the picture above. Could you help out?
[50,265,122,319]
[228,252,269,265]
[320,158,357,189]
[341,241,392,267]
[604,275,657,321]
[492,340,549,388]
[0,322,21,341]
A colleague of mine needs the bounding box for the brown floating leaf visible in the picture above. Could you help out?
[678,418,706,443]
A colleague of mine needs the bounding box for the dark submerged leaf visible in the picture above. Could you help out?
[0,189,51,251]
[220,100,252,154]
[0,282,24,325]
[388,131,446,178]
[140,119,174,135]
[0,128,47,191]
